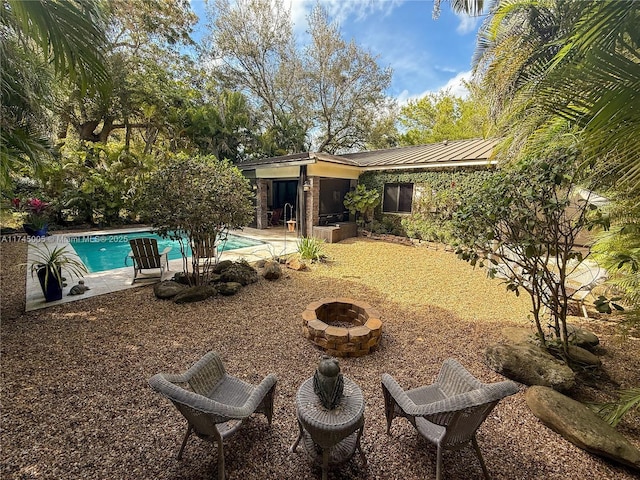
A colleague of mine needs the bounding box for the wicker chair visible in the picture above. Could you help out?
[149,351,277,480]
[381,359,518,480]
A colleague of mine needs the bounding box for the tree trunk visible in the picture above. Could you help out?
[77,120,101,142]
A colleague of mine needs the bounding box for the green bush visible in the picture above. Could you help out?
[297,237,326,262]
[343,184,380,227]
[140,154,254,285]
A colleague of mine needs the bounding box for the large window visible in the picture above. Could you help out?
[383,183,414,213]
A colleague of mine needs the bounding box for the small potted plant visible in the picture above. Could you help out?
[13,197,50,236]
[30,244,87,302]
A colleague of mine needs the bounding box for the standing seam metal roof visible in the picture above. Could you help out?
[340,138,498,167]
[237,138,498,169]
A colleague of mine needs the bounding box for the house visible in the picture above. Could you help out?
[238,138,498,241]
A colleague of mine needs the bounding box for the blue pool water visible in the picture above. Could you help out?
[68,231,264,273]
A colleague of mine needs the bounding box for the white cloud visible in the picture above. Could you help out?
[287,0,403,34]
[288,0,313,33]
[440,70,472,97]
[396,70,473,105]
[455,13,480,35]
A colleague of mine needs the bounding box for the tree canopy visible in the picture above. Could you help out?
[398,86,490,145]
[206,0,392,154]
[0,0,109,186]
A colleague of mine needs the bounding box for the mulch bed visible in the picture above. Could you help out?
[1,238,638,479]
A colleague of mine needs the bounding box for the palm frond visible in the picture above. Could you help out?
[3,0,110,93]
[475,0,640,189]
[593,387,640,427]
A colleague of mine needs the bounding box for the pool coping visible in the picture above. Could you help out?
[25,226,299,311]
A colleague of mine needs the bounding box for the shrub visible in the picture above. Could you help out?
[140,154,254,285]
[343,184,380,227]
[297,237,326,262]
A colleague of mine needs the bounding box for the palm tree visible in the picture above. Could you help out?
[433,0,486,18]
[474,0,639,192]
[0,0,109,186]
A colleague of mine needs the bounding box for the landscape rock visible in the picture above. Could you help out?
[173,285,217,304]
[262,260,282,280]
[501,327,536,344]
[172,272,196,285]
[567,345,602,367]
[485,342,575,392]
[154,280,187,299]
[207,273,223,284]
[567,324,600,349]
[213,260,234,274]
[220,262,258,285]
[216,282,242,296]
[286,257,307,271]
[526,386,640,471]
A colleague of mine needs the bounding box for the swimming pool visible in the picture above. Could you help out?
[68,231,264,273]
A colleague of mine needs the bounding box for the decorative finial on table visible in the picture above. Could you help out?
[313,355,344,409]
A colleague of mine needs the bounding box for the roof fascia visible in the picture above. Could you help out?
[238,159,316,170]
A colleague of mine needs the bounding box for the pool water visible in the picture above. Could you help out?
[68,231,264,273]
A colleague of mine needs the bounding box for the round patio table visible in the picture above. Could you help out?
[290,376,366,480]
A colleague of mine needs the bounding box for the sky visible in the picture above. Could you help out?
[189,0,484,103]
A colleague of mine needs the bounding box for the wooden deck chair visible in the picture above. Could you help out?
[270,208,282,226]
[128,238,171,284]
[565,261,608,318]
[190,235,220,270]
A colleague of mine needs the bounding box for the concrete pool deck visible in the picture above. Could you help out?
[25,226,300,311]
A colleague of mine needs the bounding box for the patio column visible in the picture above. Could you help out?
[305,176,320,237]
[256,179,269,229]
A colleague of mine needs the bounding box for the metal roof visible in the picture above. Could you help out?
[341,138,499,168]
[238,138,498,171]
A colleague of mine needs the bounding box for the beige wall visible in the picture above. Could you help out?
[308,163,360,179]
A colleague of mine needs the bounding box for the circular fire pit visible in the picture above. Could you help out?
[301,298,383,357]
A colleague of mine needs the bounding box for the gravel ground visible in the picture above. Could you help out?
[1,238,639,480]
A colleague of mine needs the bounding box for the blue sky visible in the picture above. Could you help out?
[190,0,483,103]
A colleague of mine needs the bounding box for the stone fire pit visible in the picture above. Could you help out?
[301,298,383,357]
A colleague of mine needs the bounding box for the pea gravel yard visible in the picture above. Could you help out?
[1,238,638,479]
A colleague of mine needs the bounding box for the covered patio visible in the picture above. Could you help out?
[240,152,360,240]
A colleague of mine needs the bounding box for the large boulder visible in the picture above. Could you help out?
[526,386,640,471]
[172,272,196,285]
[154,280,187,299]
[485,343,575,392]
[262,260,282,281]
[566,324,600,349]
[567,345,602,368]
[220,262,258,285]
[173,285,217,304]
[216,282,242,296]
[213,260,234,274]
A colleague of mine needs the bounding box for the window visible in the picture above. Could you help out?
[383,183,414,213]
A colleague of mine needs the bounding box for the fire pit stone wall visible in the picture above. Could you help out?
[301,298,383,357]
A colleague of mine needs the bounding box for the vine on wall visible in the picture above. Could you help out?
[358,167,497,241]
